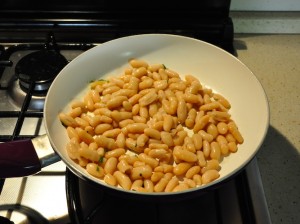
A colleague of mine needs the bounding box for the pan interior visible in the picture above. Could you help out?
[44,34,269,195]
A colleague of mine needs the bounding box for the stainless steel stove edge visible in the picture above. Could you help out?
[246,157,272,224]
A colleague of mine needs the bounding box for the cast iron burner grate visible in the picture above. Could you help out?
[0,34,94,142]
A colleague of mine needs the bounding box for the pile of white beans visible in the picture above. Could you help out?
[59,59,244,193]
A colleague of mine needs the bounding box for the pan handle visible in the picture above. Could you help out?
[0,139,41,178]
[31,135,61,168]
[0,135,61,178]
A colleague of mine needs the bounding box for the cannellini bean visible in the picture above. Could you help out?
[138,153,159,168]
[185,108,197,128]
[193,114,210,133]
[94,123,112,135]
[148,64,164,72]
[173,147,197,163]
[228,141,238,152]
[217,122,228,134]
[154,80,168,90]
[144,179,154,192]
[115,132,126,148]
[200,101,219,111]
[184,93,200,104]
[119,119,134,128]
[104,157,118,174]
[131,180,145,192]
[193,174,202,186]
[129,59,148,68]
[103,128,121,138]
[131,165,152,180]
[154,175,170,192]
[160,131,174,147]
[201,159,220,174]
[114,171,132,190]
[112,89,136,98]
[203,140,211,158]
[228,121,244,144]
[77,128,94,144]
[109,77,125,88]
[105,148,126,159]
[139,90,158,107]
[216,135,229,155]
[177,99,188,124]
[106,96,127,110]
[66,137,80,160]
[148,148,168,160]
[192,133,203,151]
[128,93,142,105]
[210,111,231,122]
[165,176,179,192]
[104,173,117,186]
[117,159,132,174]
[173,162,193,176]
[207,123,218,139]
[139,77,153,89]
[210,141,221,161]
[133,67,148,78]
[183,178,196,188]
[202,170,220,185]
[69,107,82,118]
[172,183,189,192]
[111,111,133,122]
[185,166,201,179]
[213,93,231,109]
[173,130,188,147]
[86,163,104,178]
[136,134,149,147]
[197,151,207,167]
[94,135,117,150]
[151,171,164,183]
[127,123,149,133]
[66,127,79,140]
[59,113,78,128]
[78,143,99,162]
[199,130,214,142]
[122,101,132,111]
[102,85,120,95]
[144,128,161,140]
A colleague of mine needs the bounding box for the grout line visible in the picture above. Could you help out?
[230,11,300,34]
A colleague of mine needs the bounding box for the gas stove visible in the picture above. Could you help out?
[0,32,271,224]
[0,1,271,223]
[0,33,94,224]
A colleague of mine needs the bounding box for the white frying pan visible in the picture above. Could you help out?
[0,34,269,197]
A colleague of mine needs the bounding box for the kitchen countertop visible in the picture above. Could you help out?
[233,34,300,224]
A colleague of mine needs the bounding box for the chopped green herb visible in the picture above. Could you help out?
[162,64,166,69]
[98,156,104,164]
[89,78,107,83]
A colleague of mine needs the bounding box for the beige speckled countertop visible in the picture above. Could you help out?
[233,34,300,224]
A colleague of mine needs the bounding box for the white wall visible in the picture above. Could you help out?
[230,0,300,11]
[230,0,300,33]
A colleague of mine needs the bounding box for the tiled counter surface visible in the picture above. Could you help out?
[234,34,300,224]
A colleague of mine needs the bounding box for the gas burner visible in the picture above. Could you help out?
[5,33,69,110]
[15,50,68,92]
[0,204,49,224]
[7,79,46,110]
[15,33,68,93]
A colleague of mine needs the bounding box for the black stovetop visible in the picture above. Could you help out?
[0,2,272,223]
